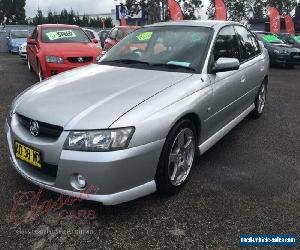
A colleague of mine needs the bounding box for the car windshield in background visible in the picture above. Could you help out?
[42,28,91,43]
[11,31,28,39]
[294,35,300,44]
[84,30,95,39]
[99,26,212,72]
[257,34,284,44]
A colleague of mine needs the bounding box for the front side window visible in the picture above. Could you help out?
[41,28,90,43]
[84,30,95,39]
[99,26,212,73]
[213,26,240,62]
[235,26,260,62]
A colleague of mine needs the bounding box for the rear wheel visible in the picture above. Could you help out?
[37,60,43,82]
[251,80,267,118]
[155,120,197,194]
[27,58,33,72]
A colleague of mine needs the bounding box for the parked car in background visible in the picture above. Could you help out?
[276,33,300,49]
[104,26,140,51]
[27,24,102,81]
[7,30,28,53]
[83,28,102,49]
[254,31,300,67]
[6,21,269,205]
[19,42,27,60]
[98,29,111,48]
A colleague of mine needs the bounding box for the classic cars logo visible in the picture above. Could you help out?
[29,120,39,137]
[77,57,84,63]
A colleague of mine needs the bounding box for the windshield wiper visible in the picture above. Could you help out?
[151,63,196,72]
[102,59,151,65]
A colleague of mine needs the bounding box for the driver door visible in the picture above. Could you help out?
[205,25,247,139]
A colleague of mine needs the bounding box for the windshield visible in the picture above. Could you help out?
[11,31,28,39]
[294,35,300,44]
[257,34,284,44]
[99,26,212,72]
[42,28,91,43]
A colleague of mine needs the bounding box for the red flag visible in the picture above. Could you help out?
[120,15,127,26]
[269,6,281,34]
[284,15,295,35]
[214,0,227,21]
[168,0,183,21]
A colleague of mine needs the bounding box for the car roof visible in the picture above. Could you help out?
[39,24,80,29]
[146,20,239,29]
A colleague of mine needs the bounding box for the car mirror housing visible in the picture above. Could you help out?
[92,38,99,44]
[212,58,240,73]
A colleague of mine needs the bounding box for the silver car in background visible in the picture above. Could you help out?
[5,21,269,205]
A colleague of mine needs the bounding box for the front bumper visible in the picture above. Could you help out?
[5,116,164,205]
[19,50,27,60]
[271,53,300,65]
[43,60,97,78]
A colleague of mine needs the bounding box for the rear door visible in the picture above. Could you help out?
[234,25,265,105]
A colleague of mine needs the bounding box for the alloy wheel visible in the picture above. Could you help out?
[258,84,266,114]
[168,128,195,186]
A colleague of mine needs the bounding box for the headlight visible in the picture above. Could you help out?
[46,56,64,64]
[63,127,135,151]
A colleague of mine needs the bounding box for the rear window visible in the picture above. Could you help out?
[42,28,90,43]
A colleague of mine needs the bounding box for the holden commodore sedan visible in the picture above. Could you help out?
[5,21,269,205]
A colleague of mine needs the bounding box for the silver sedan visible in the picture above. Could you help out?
[5,21,269,205]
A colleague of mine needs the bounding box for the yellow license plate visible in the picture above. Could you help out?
[15,142,42,169]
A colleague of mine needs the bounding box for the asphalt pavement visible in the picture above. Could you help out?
[0,53,299,249]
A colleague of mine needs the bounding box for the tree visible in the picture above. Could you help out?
[269,0,297,15]
[0,0,26,24]
[33,9,44,25]
[206,0,249,22]
[178,0,203,20]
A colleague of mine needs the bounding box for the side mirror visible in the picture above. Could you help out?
[27,38,37,45]
[92,38,99,44]
[212,58,240,73]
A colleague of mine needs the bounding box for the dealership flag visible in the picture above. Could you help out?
[121,14,127,26]
[285,15,295,35]
[168,0,184,21]
[269,6,281,34]
[214,0,227,21]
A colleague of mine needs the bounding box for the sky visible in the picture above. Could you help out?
[25,0,210,18]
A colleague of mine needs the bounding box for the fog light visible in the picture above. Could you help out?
[71,173,87,190]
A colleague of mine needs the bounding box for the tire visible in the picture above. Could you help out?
[251,80,268,119]
[27,58,33,72]
[155,119,197,194]
[37,60,43,82]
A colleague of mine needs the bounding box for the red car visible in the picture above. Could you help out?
[27,24,102,81]
[104,26,140,51]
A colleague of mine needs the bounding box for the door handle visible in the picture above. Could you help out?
[241,76,246,83]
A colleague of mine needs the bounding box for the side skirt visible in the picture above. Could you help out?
[199,104,255,155]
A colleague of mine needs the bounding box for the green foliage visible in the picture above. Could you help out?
[0,0,26,24]
[125,0,203,22]
[31,9,114,28]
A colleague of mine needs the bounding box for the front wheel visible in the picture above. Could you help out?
[155,120,197,194]
[251,80,267,118]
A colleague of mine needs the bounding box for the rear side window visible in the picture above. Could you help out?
[116,29,124,40]
[213,26,240,61]
[235,26,261,62]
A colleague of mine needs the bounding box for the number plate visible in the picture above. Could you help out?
[15,142,42,169]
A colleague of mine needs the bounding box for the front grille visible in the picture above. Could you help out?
[17,114,63,138]
[67,56,93,63]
